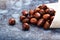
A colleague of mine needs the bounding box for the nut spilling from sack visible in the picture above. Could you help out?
[9,4,56,31]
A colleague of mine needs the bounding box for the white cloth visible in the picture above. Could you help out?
[46,0,60,28]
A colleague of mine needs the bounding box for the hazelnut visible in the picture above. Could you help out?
[37,19,45,26]
[50,16,54,21]
[45,8,50,13]
[47,20,52,24]
[34,12,41,19]
[38,5,42,9]
[45,8,55,16]
[49,8,55,16]
[29,9,34,15]
[28,15,34,19]
[43,21,50,30]
[34,7,40,12]
[22,18,29,23]
[9,18,16,25]
[39,4,48,10]
[20,16,26,21]
[22,23,30,31]
[30,18,37,24]
[39,9,45,15]
[43,14,50,20]
[22,10,28,16]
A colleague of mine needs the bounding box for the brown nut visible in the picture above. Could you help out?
[22,10,28,16]
[34,7,40,12]
[30,18,37,24]
[22,18,29,23]
[45,8,55,16]
[9,18,16,25]
[34,12,41,19]
[39,9,45,15]
[43,21,50,30]
[37,19,45,26]
[22,23,30,31]
[38,5,42,9]
[47,20,53,25]
[20,16,26,21]
[50,16,54,21]
[49,8,55,16]
[45,8,50,13]
[43,14,50,20]
[29,9,34,15]
[28,15,34,19]
[38,4,48,10]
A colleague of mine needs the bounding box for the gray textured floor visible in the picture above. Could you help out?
[0,0,59,40]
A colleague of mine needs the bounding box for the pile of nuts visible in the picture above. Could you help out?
[8,4,56,31]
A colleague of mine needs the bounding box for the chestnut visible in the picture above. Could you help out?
[30,18,37,24]
[22,18,29,23]
[9,18,16,25]
[22,23,30,31]
[29,9,34,15]
[34,12,41,19]
[39,9,45,15]
[22,10,28,16]
[20,16,26,21]
[43,14,50,20]
[37,19,45,26]
[43,21,50,30]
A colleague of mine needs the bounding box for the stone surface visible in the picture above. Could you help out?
[0,0,59,40]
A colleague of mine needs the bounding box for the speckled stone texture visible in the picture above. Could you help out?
[0,0,59,40]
